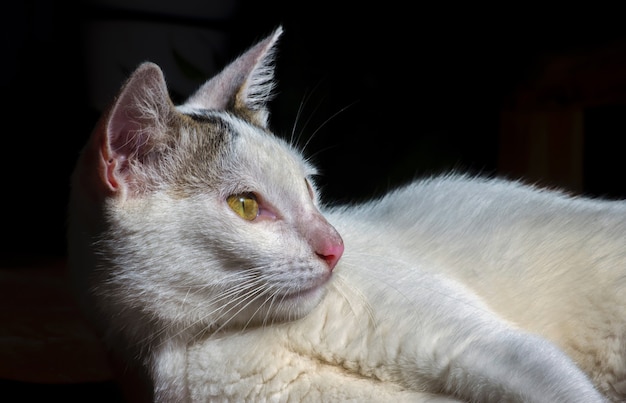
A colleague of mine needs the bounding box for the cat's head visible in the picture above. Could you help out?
[68,27,344,339]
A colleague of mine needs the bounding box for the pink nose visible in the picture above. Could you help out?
[316,242,344,271]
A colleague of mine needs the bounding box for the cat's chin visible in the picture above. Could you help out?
[271,276,331,321]
[281,283,326,302]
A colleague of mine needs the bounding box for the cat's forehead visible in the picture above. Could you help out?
[224,114,315,175]
[174,106,315,189]
[177,106,292,151]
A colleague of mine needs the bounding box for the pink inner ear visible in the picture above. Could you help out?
[104,155,120,191]
[100,106,142,193]
[96,62,170,195]
[108,111,144,162]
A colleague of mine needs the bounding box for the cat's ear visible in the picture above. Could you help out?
[91,62,174,196]
[181,26,283,127]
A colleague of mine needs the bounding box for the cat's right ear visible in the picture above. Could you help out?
[82,62,174,198]
[182,26,283,128]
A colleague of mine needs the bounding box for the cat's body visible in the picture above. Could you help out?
[68,27,626,402]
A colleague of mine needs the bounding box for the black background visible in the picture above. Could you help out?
[2,2,626,401]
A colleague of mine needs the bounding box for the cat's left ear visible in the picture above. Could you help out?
[181,26,283,127]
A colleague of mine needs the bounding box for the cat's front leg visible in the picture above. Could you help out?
[390,288,608,402]
[414,326,609,403]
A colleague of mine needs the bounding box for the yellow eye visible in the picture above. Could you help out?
[227,193,259,221]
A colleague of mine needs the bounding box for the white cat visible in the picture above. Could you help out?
[68,26,626,402]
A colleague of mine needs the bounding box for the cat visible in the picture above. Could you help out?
[67,26,626,402]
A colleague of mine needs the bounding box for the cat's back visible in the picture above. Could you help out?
[331,173,623,226]
[327,174,625,265]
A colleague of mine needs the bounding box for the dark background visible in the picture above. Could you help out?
[1,1,626,401]
[3,1,626,263]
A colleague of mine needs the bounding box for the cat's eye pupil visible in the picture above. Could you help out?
[227,193,259,221]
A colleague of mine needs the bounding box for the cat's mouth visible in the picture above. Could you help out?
[280,273,332,301]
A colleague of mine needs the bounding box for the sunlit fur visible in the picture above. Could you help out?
[68,27,625,402]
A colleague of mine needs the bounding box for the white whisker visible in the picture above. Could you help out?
[300,100,358,155]
[331,274,377,328]
[289,78,328,148]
